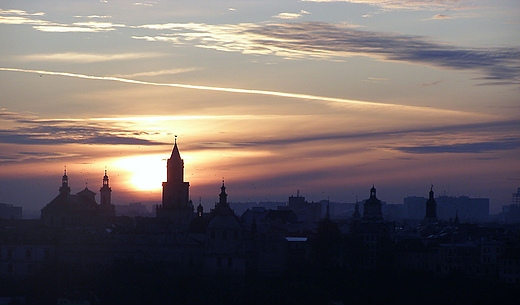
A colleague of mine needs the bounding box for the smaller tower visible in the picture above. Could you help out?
[425,185,437,220]
[59,167,71,196]
[352,197,361,221]
[100,169,112,206]
[362,185,383,221]
[197,198,204,217]
[218,179,228,208]
[325,199,331,220]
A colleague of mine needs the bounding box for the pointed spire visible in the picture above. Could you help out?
[429,184,434,199]
[170,135,181,159]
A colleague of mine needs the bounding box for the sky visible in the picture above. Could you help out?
[0,0,519,215]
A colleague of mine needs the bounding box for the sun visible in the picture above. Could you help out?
[113,154,166,192]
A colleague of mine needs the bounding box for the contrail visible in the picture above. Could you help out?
[0,67,478,116]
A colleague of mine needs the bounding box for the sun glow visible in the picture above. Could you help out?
[113,154,166,191]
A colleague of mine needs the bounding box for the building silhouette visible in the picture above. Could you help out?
[156,137,194,227]
[425,185,437,221]
[40,169,115,227]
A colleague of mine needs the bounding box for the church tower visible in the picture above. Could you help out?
[425,185,437,220]
[362,185,383,222]
[99,169,116,218]
[157,137,194,227]
[100,169,112,206]
[59,167,71,196]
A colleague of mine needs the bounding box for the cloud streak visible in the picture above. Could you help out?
[0,111,165,147]
[0,67,473,116]
[300,0,472,11]
[133,22,520,85]
[394,139,520,154]
[19,52,165,63]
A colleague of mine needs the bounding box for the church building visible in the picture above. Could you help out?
[41,169,115,227]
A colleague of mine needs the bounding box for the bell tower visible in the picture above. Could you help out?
[425,185,437,220]
[59,167,71,196]
[157,136,194,227]
[100,169,112,206]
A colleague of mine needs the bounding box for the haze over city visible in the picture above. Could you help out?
[1,0,519,214]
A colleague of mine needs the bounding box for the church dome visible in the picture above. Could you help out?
[207,213,241,230]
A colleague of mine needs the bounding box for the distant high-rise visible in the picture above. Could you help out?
[156,137,194,225]
[513,188,520,205]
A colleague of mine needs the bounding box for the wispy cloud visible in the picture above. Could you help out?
[133,22,520,85]
[431,14,452,20]
[33,20,125,33]
[73,15,112,19]
[110,68,200,78]
[134,2,155,6]
[0,9,125,32]
[300,0,473,11]
[394,139,520,154]
[19,52,165,63]
[273,10,310,20]
[0,110,165,147]
[0,67,477,116]
[0,9,44,16]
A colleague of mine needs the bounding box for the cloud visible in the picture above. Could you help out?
[110,68,200,78]
[133,22,520,85]
[0,110,166,147]
[134,2,155,6]
[273,10,310,20]
[0,67,476,116]
[0,9,44,16]
[190,119,520,152]
[33,20,126,33]
[393,139,520,154]
[19,52,165,63]
[431,14,452,19]
[73,15,112,19]
[0,15,52,26]
[0,10,125,32]
[300,0,471,11]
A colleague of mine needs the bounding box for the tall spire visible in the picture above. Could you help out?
[170,135,181,160]
[167,135,184,183]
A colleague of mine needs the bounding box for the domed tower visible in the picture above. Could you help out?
[205,181,245,275]
[425,185,437,221]
[59,167,71,196]
[157,136,194,227]
[362,185,383,222]
[99,169,115,218]
[100,169,112,206]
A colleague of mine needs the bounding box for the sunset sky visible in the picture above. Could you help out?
[1,0,519,215]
